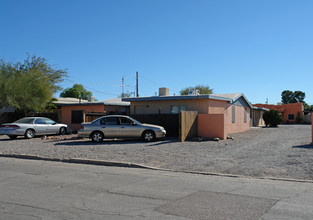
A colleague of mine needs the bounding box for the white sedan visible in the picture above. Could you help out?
[0,117,68,139]
[78,115,166,142]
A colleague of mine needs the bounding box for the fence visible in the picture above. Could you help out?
[179,111,198,142]
[84,112,107,122]
[130,114,179,137]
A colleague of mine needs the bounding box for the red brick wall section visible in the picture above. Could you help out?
[312,114,313,144]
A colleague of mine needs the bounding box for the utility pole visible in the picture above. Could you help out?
[122,77,125,96]
[118,76,129,97]
[136,72,139,97]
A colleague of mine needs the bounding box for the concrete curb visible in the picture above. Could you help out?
[0,154,150,169]
[1,153,313,184]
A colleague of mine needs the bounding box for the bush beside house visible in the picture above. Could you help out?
[263,109,283,127]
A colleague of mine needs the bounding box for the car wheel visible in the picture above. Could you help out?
[91,131,103,143]
[59,127,67,135]
[142,130,155,142]
[25,129,35,139]
[8,135,17,139]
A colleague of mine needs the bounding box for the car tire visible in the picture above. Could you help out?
[59,127,67,135]
[8,135,17,139]
[91,131,103,143]
[142,130,155,142]
[25,129,35,139]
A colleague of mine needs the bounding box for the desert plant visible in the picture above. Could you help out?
[263,109,283,127]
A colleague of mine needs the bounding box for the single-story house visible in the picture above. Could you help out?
[0,106,15,113]
[123,88,252,140]
[54,97,130,131]
[253,102,304,123]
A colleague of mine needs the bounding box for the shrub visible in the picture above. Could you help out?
[263,109,283,127]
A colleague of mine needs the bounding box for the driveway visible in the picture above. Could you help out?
[0,124,312,181]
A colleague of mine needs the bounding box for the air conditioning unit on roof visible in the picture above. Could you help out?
[188,89,200,95]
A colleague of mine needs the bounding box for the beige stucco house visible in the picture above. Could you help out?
[123,89,252,140]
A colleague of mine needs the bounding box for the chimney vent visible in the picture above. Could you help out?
[159,87,169,96]
[88,96,95,102]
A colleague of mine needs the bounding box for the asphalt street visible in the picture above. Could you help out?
[1,157,313,219]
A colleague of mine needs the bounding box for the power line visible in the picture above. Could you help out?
[63,79,120,96]
[139,75,163,86]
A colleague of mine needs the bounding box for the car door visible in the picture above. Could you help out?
[33,118,47,134]
[118,117,141,138]
[44,118,59,134]
[99,117,120,138]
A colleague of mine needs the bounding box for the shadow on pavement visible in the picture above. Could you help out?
[147,139,178,146]
[293,144,313,149]
[53,137,178,146]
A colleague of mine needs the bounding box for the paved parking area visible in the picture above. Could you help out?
[0,124,312,181]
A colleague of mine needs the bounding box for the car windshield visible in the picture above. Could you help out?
[129,118,142,125]
[14,118,34,124]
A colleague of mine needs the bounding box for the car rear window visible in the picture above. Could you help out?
[14,118,35,124]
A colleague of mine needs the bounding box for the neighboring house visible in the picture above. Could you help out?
[253,103,304,123]
[0,106,15,125]
[0,106,15,113]
[54,97,130,131]
[252,106,268,127]
[123,88,252,140]
[303,111,312,124]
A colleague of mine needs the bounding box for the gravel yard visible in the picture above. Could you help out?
[0,124,312,181]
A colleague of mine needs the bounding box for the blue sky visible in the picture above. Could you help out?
[1,0,313,105]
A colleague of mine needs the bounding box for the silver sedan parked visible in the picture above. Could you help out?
[78,115,166,142]
[0,117,68,139]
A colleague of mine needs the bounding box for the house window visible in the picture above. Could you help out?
[288,114,295,120]
[244,108,247,123]
[171,105,187,114]
[71,110,84,124]
[232,105,236,123]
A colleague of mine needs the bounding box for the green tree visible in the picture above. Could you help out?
[263,109,283,127]
[281,90,305,104]
[293,91,305,103]
[180,85,213,95]
[119,91,133,98]
[303,103,313,111]
[0,55,67,114]
[281,90,294,104]
[60,83,93,100]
